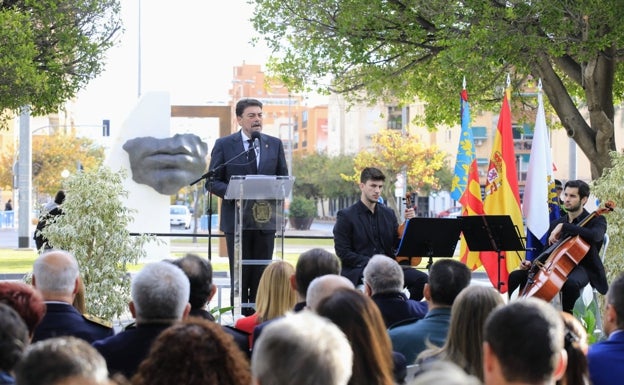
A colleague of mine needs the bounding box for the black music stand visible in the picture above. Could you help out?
[396,218,462,269]
[459,215,525,292]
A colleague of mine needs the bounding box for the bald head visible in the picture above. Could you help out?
[33,250,79,302]
[306,274,354,311]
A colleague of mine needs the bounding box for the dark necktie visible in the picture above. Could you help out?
[247,139,257,173]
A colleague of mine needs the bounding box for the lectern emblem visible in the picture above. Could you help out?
[252,201,272,224]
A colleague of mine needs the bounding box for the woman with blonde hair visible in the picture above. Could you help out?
[416,285,504,381]
[235,260,296,347]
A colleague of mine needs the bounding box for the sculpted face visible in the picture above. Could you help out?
[123,134,208,195]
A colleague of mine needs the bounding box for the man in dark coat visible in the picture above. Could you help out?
[333,167,428,300]
[92,262,191,379]
[31,250,112,343]
[206,98,288,315]
[508,179,608,313]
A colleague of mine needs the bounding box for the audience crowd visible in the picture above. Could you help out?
[0,245,622,385]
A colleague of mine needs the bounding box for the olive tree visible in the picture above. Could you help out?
[42,166,157,320]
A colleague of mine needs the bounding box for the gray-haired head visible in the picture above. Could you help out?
[252,311,353,385]
[363,254,404,295]
[15,336,109,385]
[32,250,79,296]
[306,274,355,312]
[131,262,190,324]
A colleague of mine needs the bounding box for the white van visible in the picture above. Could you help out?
[170,205,192,229]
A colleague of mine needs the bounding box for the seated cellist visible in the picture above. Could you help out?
[508,180,608,313]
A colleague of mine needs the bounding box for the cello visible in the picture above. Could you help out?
[520,200,615,302]
[395,193,422,267]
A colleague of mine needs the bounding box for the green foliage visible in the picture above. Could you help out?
[0,0,122,119]
[42,166,158,320]
[251,0,624,178]
[591,151,624,284]
[288,196,316,218]
[293,152,356,200]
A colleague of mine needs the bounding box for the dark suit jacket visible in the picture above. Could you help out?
[371,292,428,329]
[206,130,288,234]
[588,331,624,385]
[92,323,171,379]
[32,302,113,343]
[550,209,608,294]
[333,201,399,285]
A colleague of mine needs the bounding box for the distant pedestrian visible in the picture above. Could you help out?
[4,199,12,211]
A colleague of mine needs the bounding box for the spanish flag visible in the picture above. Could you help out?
[482,90,525,293]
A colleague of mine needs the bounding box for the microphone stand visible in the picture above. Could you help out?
[189,145,256,261]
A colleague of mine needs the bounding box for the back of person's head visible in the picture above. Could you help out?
[170,253,213,310]
[54,190,66,205]
[564,179,590,199]
[256,260,297,323]
[133,317,251,385]
[558,312,589,385]
[421,285,504,381]
[32,250,79,296]
[483,298,565,385]
[294,248,341,298]
[316,288,395,385]
[306,274,354,311]
[252,311,352,385]
[0,281,46,336]
[409,361,482,385]
[131,262,190,323]
[15,336,109,385]
[0,303,29,372]
[360,167,385,183]
[235,98,263,117]
[428,259,471,306]
[606,271,624,331]
[363,254,404,294]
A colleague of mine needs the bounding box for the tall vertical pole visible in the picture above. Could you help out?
[137,0,142,99]
[18,106,32,248]
[287,94,293,179]
[400,106,408,220]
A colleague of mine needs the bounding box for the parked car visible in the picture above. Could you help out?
[170,205,192,229]
[437,206,462,218]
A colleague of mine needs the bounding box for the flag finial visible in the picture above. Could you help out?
[538,78,542,91]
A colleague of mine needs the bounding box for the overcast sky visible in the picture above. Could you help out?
[73,0,271,130]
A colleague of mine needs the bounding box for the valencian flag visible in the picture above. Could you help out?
[450,86,484,270]
[482,87,525,293]
[523,80,560,261]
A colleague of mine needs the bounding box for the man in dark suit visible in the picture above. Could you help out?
[363,254,427,328]
[92,262,191,379]
[31,250,113,343]
[206,98,288,315]
[588,272,624,385]
[333,167,428,300]
[508,179,608,313]
[170,253,250,356]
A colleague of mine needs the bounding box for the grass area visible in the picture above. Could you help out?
[0,249,38,273]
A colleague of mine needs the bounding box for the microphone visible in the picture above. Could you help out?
[251,131,261,150]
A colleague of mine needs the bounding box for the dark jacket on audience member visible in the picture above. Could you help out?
[32,302,113,343]
[371,292,428,329]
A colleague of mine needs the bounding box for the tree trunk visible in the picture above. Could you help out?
[534,48,616,180]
